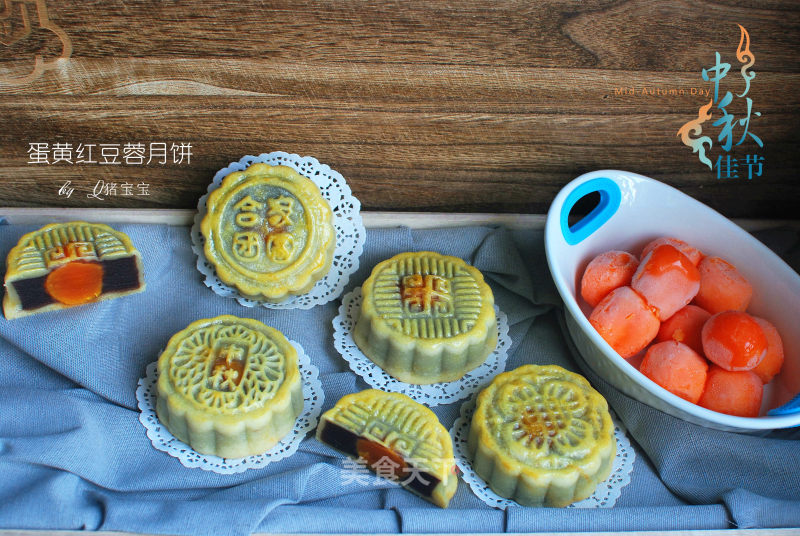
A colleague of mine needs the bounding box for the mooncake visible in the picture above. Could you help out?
[200,163,336,302]
[156,315,304,458]
[3,221,145,319]
[316,389,457,508]
[353,251,497,384]
[468,365,616,507]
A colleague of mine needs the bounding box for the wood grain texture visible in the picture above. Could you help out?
[0,0,798,217]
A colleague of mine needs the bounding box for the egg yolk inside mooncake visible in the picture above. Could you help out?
[3,221,145,319]
[316,389,457,508]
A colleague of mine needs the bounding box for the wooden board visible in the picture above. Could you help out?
[1,1,798,217]
[3,207,799,234]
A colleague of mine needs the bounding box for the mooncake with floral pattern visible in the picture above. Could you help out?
[156,315,303,458]
[468,364,615,507]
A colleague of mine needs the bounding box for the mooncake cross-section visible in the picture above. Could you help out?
[3,221,145,319]
[353,251,497,384]
[201,163,336,302]
[156,315,304,458]
[468,365,616,507]
[316,389,457,508]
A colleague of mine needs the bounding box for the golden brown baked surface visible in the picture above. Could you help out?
[201,163,335,302]
[157,315,303,458]
[469,364,616,507]
[354,251,497,384]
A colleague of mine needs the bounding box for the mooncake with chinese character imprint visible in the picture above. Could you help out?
[3,221,145,319]
[316,389,457,508]
[200,163,335,302]
[353,251,497,384]
[468,365,616,507]
[156,315,303,458]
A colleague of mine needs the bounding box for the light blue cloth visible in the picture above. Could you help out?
[0,223,798,535]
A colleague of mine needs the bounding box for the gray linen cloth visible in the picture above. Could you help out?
[0,222,797,535]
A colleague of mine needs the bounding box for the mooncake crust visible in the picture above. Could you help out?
[354,251,497,384]
[3,221,145,319]
[200,163,335,302]
[156,315,304,458]
[468,364,616,507]
[316,389,457,508]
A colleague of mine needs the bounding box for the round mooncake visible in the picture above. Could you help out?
[156,315,304,458]
[200,163,336,302]
[468,365,616,507]
[353,251,497,384]
[316,389,457,508]
[3,221,145,319]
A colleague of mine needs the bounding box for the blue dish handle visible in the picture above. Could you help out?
[768,392,800,417]
[560,177,622,246]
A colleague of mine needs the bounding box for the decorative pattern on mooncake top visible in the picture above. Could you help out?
[157,315,303,459]
[316,389,457,508]
[200,163,335,302]
[3,221,145,319]
[468,365,616,507]
[354,252,496,384]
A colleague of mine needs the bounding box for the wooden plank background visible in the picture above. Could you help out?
[0,0,798,217]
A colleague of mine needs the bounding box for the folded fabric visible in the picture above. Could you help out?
[0,222,797,536]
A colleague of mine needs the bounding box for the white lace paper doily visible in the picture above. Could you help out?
[333,287,511,407]
[191,151,366,309]
[136,341,324,474]
[449,394,635,509]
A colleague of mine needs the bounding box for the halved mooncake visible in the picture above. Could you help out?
[156,315,304,458]
[468,365,616,507]
[317,389,457,508]
[353,251,497,384]
[3,221,145,319]
[200,163,336,302]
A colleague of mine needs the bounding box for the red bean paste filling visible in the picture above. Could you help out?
[13,256,141,311]
[319,420,441,498]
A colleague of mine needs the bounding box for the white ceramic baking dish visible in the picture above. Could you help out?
[545,170,800,432]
